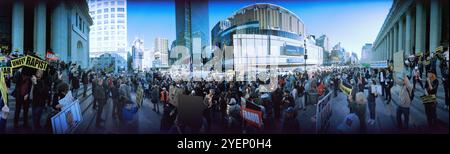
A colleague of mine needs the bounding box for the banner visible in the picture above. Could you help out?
[340,83,352,95]
[51,100,82,134]
[370,61,388,68]
[393,51,404,72]
[10,56,48,70]
[241,107,263,128]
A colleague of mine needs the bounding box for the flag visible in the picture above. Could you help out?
[45,50,58,61]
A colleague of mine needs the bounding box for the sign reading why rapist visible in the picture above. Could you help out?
[11,56,48,70]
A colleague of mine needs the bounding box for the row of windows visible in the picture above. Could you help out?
[92,13,125,20]
[95,20,125,25]
[95,37,126,41]
[92,31,126,35]
[221,27,302,42]
[93,25,126,30]
[89,0,124,8]
[95,8,125,14]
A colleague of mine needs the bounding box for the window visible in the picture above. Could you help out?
[104,37,109,41]
[111,8,115,12]
[97,15,101,19]
[118,20,124,23]
[97,37,102,41]
[97,21,101,25]
[104,2,108,6]
[104,14,108,18]
[117,14,124,17]
[104,8,108,13]
[97,9,101,14]
[104,20,108,24]
[111,20,115,23]
[97,3,102,7]
[111,1,115,5]
[111,25,115,29]
[97,27,101,30]
[76,13,78,26]
[105,31,109,35]
[117,8,124,12]
[111,14,115,18]
[118,1,124,5]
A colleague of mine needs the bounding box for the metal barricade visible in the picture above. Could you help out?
[315,91,333,133]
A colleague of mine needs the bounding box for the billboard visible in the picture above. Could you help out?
[281,45,304,56]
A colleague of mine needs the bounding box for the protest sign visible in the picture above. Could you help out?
[10,56,48,70]
[0,67,12,76]
[393,51,404,72]
[241,107,263,128]
[51,100,82,134]
[169,85,184,107]
[0,71,8,105]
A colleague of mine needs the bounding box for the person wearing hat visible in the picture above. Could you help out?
[423,69,439,128]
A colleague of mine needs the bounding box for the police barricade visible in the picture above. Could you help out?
[51,100,82,134]
[315,91,333,133]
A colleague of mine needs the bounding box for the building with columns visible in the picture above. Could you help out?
[0,0,93,68]
[372,0,448,71]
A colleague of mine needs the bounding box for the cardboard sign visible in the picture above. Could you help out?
[169,85,184,107]
[177,95,206,129]
[241,107,263,128]
[10,56,48,70]
[0,67,12,76]
[0,71,8,104]
[393,51,404,72]
[51,100,82,134]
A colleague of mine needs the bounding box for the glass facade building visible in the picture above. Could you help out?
[210,3,325,81]
[175,0,210,71]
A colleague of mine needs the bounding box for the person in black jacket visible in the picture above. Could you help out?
[82,70,89,97]
[95,78,108,128]
[13,68,32,129]
[111,78,121,118]
[31,70,48,131]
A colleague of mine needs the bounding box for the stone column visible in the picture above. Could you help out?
[429,0,441,54]
[405,9,412,55]
[415,0,426,54]
[34,0,46,57]
[51,1,68,61]
[12,0,24,53]
[398,17,404,52]
[393,23,398,55]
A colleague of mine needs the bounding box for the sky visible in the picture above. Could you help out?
[127,0,393,59]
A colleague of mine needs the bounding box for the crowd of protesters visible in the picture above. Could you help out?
[0,44,448,134]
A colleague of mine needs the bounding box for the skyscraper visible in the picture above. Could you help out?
[88,0,128,60]
[155,38,169,67]
[175,0,209,71]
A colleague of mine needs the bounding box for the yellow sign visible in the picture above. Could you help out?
[0,71,8,105]
[11,56,26,68]
[0,67,12,76]
[340,83,352,96]
[393,51,404,72]
[10,56,48,70]
[435,46,443,52]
